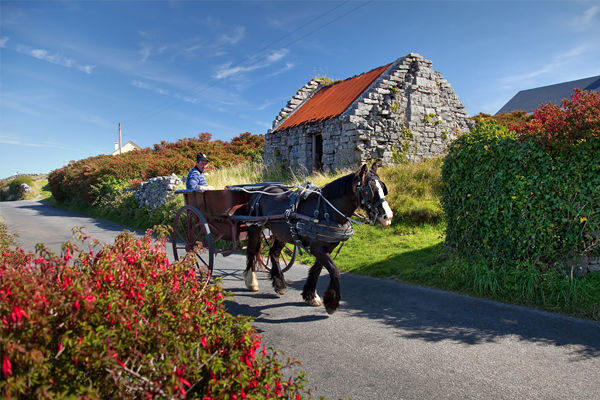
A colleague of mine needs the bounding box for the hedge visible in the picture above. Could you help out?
[0,228,310,399]
[442,120,599,268]
[48,132,264,205]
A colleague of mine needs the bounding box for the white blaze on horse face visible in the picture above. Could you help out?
[374,180,393,226]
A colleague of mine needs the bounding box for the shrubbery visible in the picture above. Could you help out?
[0,228,310,399]
[0,176,35,201]
[442,90,600,269]
[511,89,600,151]
[48,132,264,205]
[470,109,532,129]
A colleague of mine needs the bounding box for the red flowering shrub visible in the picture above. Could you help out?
[0,228,310,399]
[510,89,600,151]
[48,132,265,204]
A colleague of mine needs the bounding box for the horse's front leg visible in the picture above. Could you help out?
[269,239,287,295]
[243,225,260,292]
[311,244,341,314]
[302,262,323,307]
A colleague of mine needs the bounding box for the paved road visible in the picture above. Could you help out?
[2,199,600,399]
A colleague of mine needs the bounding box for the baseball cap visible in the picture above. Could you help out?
[196,152,209,162]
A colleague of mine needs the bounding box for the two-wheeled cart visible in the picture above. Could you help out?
[171,183,298,287]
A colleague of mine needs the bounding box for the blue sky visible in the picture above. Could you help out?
[1,0,599,179]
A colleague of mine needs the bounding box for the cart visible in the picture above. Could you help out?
[171,183,298,286]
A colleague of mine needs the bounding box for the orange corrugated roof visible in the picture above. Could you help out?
[274,63,391,132]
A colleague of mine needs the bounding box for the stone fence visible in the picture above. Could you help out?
[134,174,183,211]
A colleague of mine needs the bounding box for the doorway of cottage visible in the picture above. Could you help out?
[312,133,323,172]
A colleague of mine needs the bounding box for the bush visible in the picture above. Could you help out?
[0,229,310,399]
[511,89,600,151]
[48,132,265,205]
[470,110,532,129]
[442,119,600,268]
[0,177,35,201]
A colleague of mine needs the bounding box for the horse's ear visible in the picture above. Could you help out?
[358,164,368,184]
[370,162,378,174]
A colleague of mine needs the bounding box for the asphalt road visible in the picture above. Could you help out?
[1,199,599,400]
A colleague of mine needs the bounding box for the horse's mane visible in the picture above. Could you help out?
[320,171,356,198]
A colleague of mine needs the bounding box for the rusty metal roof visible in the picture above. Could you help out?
[274,63,391,132]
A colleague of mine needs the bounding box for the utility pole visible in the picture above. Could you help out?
[118,123,122,155]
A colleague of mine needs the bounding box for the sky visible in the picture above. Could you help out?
[1,0,599,179]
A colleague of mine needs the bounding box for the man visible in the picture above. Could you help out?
[186,152,215,190]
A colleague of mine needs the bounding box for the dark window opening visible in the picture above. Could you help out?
[312,133,323,172]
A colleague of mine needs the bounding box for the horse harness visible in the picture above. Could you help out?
[248,183,354,253]
[356,176,388,222]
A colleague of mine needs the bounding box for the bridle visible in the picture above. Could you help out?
[356,175,389,224]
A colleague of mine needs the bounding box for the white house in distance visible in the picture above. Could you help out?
[111,141,141,156]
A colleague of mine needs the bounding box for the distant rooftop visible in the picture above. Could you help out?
[497,75,600,114]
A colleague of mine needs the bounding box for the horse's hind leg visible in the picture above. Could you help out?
[269,239,287,295]
[243,225,260,292]
[302,262,323,307]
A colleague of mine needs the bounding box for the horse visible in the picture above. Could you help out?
[243,162,393,314]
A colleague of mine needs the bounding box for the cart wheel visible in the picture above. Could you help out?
[256,229,297,273]
[172,205,214,288]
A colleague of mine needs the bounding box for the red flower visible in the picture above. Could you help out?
[2,355,12,377]
[10,305,27,323]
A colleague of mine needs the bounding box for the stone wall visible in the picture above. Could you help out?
[134,174,183,210]
[264,53,474,172]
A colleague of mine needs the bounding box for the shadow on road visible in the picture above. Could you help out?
[336,270,600,360]
[218,256,600,361]
[15,201,134,233]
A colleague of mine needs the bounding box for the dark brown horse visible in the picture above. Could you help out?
[243,162,393,314]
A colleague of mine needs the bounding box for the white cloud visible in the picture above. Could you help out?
[0,37,8,47]
[139,46,152,63]
[0,133,79,151]
[267,48,289,63]
[267,61,295,77]
[174,93,198,104]
[214,63,260,80]
[213,48,291,80]
[498,43,592,88]
[571,4,599,31]
[219,26,245,45]
[131,80,169,95]
[16,44,95,74]
[77,65,95,74]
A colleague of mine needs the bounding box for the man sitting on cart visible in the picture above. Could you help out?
[186,152,215,191]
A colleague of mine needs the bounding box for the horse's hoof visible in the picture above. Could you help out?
[323,290,339,314]
[304,293,322,307]
[275,288,285,296]
[306,298,322,307]
[325,305,337,314]
[243,270,259,292]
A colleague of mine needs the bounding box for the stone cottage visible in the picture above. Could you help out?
[264,53,474,173]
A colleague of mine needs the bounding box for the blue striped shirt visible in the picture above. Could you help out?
[186,166,208,190]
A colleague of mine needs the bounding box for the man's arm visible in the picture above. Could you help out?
[187,170,213,190]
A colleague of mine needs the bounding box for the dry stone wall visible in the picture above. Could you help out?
[134,174,183,210]
[265,53,474,173]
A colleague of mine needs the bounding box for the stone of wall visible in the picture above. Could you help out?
[264,53,474,172]
[134,174,182,210]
